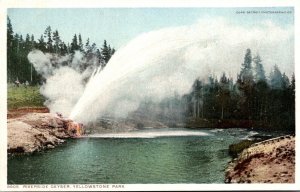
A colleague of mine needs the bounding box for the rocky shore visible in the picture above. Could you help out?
[7,110,82,154]
[225,135,295,183]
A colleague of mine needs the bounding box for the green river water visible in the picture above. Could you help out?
[8,128,260,184]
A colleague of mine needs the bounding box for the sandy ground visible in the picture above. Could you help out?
[7,107,49,119]
[225,135,295,183]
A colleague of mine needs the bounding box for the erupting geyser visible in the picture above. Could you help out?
[70,19,293,123]
[69,19,293,125]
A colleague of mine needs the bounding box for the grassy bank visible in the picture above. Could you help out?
[7,84,45,110]
[228,140,256,158]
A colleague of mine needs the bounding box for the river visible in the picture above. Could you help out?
[8,128,263,184]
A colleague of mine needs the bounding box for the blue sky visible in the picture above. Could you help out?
[8,7,294,49]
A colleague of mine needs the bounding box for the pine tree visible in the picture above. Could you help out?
[12,34,26,82]
[270,65,283,89]
[38,35,46,52]
[67,43,71,53]
[59,42,68,55]
[290,73,295,96]
[7,17,14,49]
[78,34,83,52]
[111,48,116,55]
[70,34,78,53]
[240,48,254,83]
[253,54,266,82]
[288,73,295,130]
[30,34,35,49]
[52,30,61,54]
[101,40,110,63]
[253,55,269,123]
[282,73,290,89]
[218,73,230,119]
[191,79,203,118]
[44,26,53,52]
[14,34,19,53]
[238,49,255,121]
[108,45,112,55]
[91,43,96,52]
[85,39,94,54]
[19,35,24,45]
[25,34,31,50]
[268,65,289,129]
[85,38,90,52]
[96,49,103,67]
[7,17,14,82]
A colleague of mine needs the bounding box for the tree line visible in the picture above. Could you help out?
[7,17,115,84]
[137,49,295,131]
[184,49,294,131]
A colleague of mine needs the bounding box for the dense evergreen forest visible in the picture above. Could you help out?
[7,17,295,132]
[187,49,294,131]
[7,17,115,84]
[137,49,295,131]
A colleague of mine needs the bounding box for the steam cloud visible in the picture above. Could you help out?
[28,18,294,125]
[27,50,96,116]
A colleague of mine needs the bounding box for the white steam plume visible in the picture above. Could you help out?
[70,18,293,124]
[28,50,98,116]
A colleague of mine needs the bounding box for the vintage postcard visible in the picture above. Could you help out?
[0,0,299,191]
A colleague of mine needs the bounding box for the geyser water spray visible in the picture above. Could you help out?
[69,18,293,124]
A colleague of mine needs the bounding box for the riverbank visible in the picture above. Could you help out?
[225,135,295,183]
[7,108,82,154]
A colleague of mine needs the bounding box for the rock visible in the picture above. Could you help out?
[8,120,43,153]
[7,113,82,154]
[225,135,295,183]
[224,178,231,183]
[47,144,55,149]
